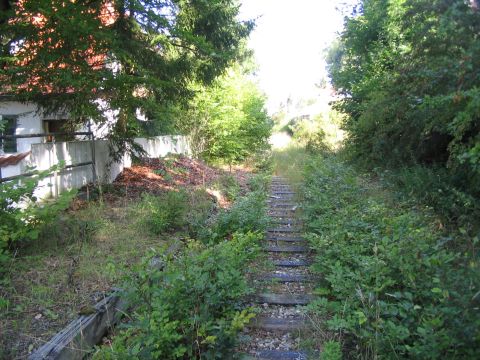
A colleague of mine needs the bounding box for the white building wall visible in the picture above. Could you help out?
[5,136,189,199]
[0,101,43,153]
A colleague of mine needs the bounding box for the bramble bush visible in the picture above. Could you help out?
[94,232,261,359]
[302,155,480,359]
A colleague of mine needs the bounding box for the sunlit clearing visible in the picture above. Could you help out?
[269,132,292,149]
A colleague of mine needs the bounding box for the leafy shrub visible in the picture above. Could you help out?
[137,191,189,234]
[94,232,261,359]
[0,167,75,272]
[322,340,342,360]
[379,165,480,228]
[302,155,480,359]
[215,174,241,201]
[184,190,216,238]
[327,0,480,193]
[290,118,328,153]
[204,176,269,243]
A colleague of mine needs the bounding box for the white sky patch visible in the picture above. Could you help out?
[239,0,354,114]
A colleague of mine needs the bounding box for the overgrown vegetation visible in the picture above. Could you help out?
[0,166,75,273]
[175,66,273,166]
[0,155,266,358]
[93,172,269,359]
[204,174,269,243]
[95,232,260,359]
[327,0,480,217]
[301,153,480,359]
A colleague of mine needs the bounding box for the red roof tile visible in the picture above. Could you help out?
[0,151,30,167]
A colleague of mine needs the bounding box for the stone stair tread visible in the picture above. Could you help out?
[269,221,302,226]
[266,238,306,244]
[248,316,307,331]
[264,245,308,253]
[239,350,310,360]
[255,293,314,305]
[258,273,312,282]
[268,213,297,217]
[267,228,302,233]
[273,259,311,267]
[268,203,297,207]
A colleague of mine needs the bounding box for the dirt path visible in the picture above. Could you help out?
[238,176,315,359]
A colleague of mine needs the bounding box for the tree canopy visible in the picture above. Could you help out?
[328,0,480,191]
[175,65,272,165]
[0,0,253,153]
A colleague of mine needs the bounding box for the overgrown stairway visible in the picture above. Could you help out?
[239,176,315,359]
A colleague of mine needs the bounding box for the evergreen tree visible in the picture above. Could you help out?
[0,0,253,155]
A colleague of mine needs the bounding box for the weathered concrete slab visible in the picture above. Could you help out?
[255,293,314,305]
[273,259,311,267]
[240,351,308,360]
[248,316,307,331]
[267,228,302,233]
[258,273,312,282]
[264,245,308,253]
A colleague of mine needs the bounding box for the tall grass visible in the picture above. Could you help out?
[272,145,311,189]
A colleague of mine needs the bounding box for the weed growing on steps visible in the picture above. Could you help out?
[301,155,480,359]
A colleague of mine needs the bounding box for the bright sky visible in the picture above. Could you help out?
[239,0,353,114]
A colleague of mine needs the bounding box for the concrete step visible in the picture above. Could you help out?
[258,273,312,282]
[268,212,298,218]
[239,350,310,360]
[267,201,298,209]
[269,220,302,226]
[273,259,311,267]
[264,245,308,253]
[266,237,306,243]
[267,228,302,233]
[255,293,314,305]
[248,316,307,331]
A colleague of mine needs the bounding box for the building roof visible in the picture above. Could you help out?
[0,151,30,167]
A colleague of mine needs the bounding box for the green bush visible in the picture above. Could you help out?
[327,0,480,195]
[137,191,189,234]
[94,232,261,359]
[184,190,216,238]
[205,177,269,243]
[322,340,342,360]
[289,118,328,153]
[0,167,75,272]
[302,155,480,359]
[215,174,241,201]
[379,165,480,228]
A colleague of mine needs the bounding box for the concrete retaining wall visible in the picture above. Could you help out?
[8,136,190,199]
